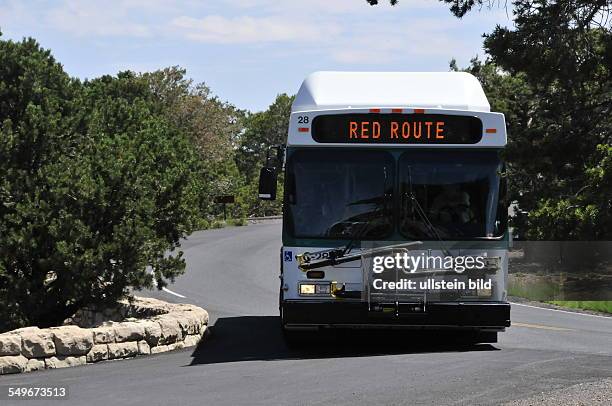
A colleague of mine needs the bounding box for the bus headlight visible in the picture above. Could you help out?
[299,282,331,296]
[300,284,316,295]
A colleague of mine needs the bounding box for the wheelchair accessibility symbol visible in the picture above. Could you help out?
[284,251,293,262]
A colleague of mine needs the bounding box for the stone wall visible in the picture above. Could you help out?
[0,297,208,375]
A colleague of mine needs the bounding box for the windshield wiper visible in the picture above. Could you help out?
[298,241,422,271]
[296,207,384,272]
[341,165,391,256]
[297,167,392,271]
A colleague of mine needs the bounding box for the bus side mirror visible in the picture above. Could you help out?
[258,167,278,200]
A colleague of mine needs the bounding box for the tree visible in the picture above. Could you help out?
[235,94,294,182]
[0,37,203,331]
[234,94,294,217]
[141,67,246,221]
[0,35,82,330]
[481,1,611,239]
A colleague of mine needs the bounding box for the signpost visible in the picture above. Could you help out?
[214,195,235,220]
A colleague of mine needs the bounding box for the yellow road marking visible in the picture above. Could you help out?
[513,322,573,331]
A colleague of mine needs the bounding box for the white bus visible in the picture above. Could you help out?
[259,72,510,344]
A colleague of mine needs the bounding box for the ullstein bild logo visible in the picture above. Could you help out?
[372,253,487,274]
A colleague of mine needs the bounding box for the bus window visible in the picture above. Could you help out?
[399,150,504,240]
[285,149,394,239]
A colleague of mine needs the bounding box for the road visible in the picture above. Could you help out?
[4,222,611,405]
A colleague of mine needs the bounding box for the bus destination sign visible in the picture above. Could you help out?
[311,113,483,144]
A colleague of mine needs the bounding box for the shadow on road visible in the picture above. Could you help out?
[188,316,499,366]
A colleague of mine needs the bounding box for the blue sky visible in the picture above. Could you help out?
[0,0,514,112]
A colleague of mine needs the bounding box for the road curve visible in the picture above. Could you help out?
[4,222,611,405]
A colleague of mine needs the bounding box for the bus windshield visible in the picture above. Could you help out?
[399,150,503,239]
[284,149,504,240]
[285,149,393,239]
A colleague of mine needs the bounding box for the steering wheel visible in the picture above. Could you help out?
[327,221,362,237]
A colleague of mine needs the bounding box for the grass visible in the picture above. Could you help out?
[508,274,612,314]
[209,218,248,229]
[546,301,612,314]
[210,220,226,229]
[228,218,247,226]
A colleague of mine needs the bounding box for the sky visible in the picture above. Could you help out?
[0,0,515,112]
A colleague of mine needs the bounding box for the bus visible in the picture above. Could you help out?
[258,72,511,344]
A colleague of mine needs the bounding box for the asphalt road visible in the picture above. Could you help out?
[4,221,611,405]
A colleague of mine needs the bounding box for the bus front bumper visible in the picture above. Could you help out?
[282,300,511,331]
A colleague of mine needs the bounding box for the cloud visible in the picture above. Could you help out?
[169,15,339,44]
[221,0,441,14]
[1,0,510,72]
[44,0,153,37]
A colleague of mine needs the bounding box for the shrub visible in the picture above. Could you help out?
[229,218,247,227]
[0,37,203,331]
[210,220,226,229]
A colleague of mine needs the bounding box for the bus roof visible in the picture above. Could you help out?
[292,71,491,113]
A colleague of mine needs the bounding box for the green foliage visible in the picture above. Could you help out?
[547,300,612,314]
[527,145,612,239]
[236,174,284,218]
[0,37,203,331]
[140,67,246,221]
[210,220,226,229]
[228,218,247,227]
[232,94,293,218]
[235,94,293,181]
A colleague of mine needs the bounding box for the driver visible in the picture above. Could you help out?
[430,184,473,224]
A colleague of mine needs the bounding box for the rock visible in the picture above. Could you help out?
[107,342,138,359]
[155,315,182,344]
[25,358,46,372]
[86,344,109,363]
[11,326,39,334]
[177,312,202,335]
[21,329,55,358]
[113,322,145,342]
[144,321,162,346]
[0,333,21,356]
[53,326,93,356]
[183,334,201,347]
[92,327,115,344]
[44,355,86,369]
[0,355,28,374]
[168,341,185,351]
[137,340,150,355]
[193,308,209,325]
[150,345,169,354]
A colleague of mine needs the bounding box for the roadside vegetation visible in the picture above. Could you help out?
[547,301,612,314]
